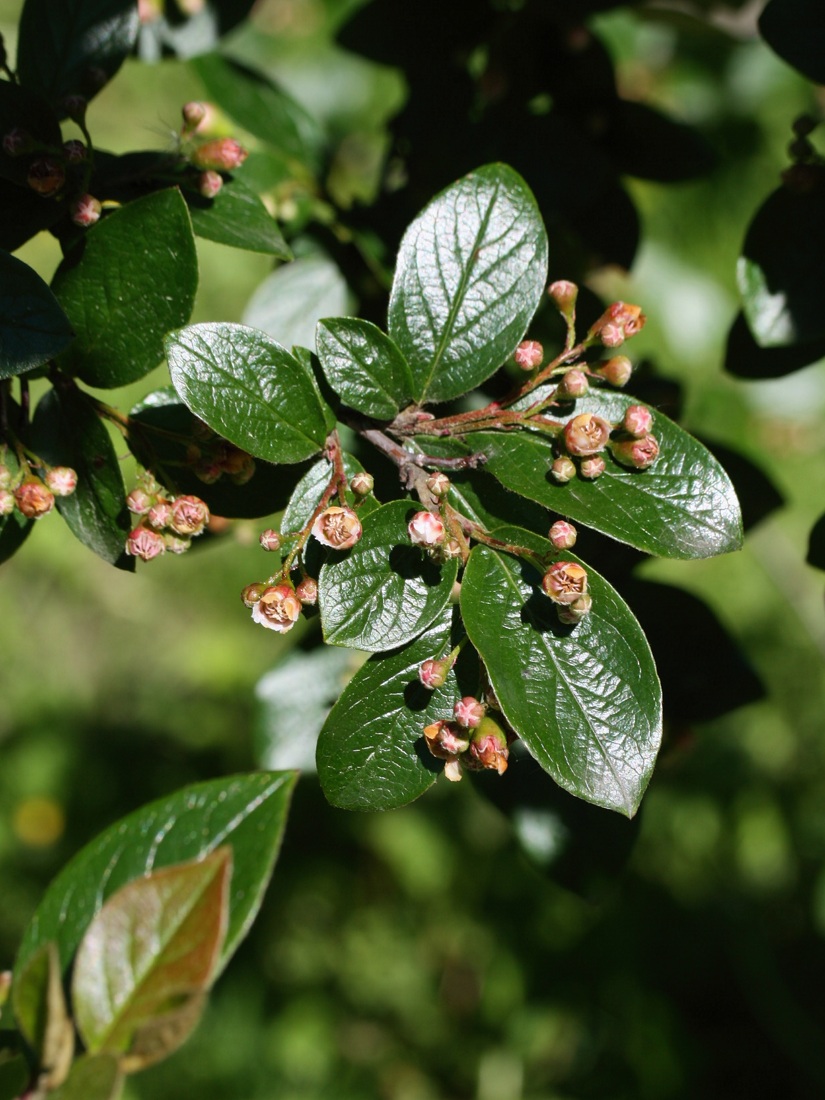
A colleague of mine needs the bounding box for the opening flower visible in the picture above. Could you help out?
[467,716,509,775]
[44,467,77,497]
[408,510,445,546]
[251,584,302,633]
[542,561,589,605]
[125,526,165,561]
[611,435,660,469]
[14,480,55,519]
[563,413,612,457]
[170,494,210,536]
[312,505,362,549]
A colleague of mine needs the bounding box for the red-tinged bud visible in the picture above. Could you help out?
[442,537,463,561]
[514,339,543,371]
[182,101,207,133]
[163,533,191,554]
[423,719,470,760]
[251,583,302,633]
[467,715,509,775]
[192,138,248,172]
[70,194,102,228]
[62,139,87,163]
[590,302,646,347]
[126,487,154,514]
[170,494,209,536]
[425,472,450,498]
[611,434,660,469]
[542,560,588,605]
[312,505,362,549]
[350,471,374,497]
[14,479,55,519]
[419,656,452,690]
[3,127,33,157]
[125,525,165,561]
[62,94,87,123]
[557,593,593,625]
[623,404,653,438]
[408,510,445,546]
[579,455,606,479]
[557,368,589,399]
[44,466,77,496]
[193,459,223,484]
[0,488,15,515]
[259,528,281,552]
[595,356,632,387]
[547,280,578,315]
[0,464,12,490]
[454,696,485,729]
[296,576,318,605]
[198,170,223,199]
[27,158,65,197]
[217,443,251,476]
[549,520,577,550]
[563,412,611,456]
[241,581,267,607]
[147,500,173,529]
[551,456,576,484]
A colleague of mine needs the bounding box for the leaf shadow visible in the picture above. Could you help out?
[389,543,443,587]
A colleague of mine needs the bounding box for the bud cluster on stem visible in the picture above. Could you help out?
[125,473,209,560]
[0,456,78,521]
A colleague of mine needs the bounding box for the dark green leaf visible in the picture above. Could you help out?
[137,0,256,61]
[317,607,459,810]
[50,1054,122,1100]
[759,0,825,83]
[53,189,198,388]
[187,176,291,257]
[316,318,414,419]
[737,183,825,348]
[0,1053,28,1100]
[242,254,351,354]
[0,81,63,187]
[15,772,296,982]
[17,0,139,110]
[603,101,716,183]
[725,309,825,378]
[318,499,458,651]
[166,323,331,464]
[388,164,548,404]
[808,512,825,571]
[0,252,72,378]
[461,541,662,816]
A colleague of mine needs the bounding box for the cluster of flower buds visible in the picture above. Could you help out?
[408,506,463,562]
[125,475,210,561]
[242,567,318,632]
[185,423,256,485]
[541,559,592,625]
[423,707,510,782]
[0,463,77,521]
[588,301,646,348]
[610,406,660,469]
[551,402,659,481]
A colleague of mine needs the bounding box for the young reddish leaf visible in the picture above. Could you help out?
[12,942,74,1088]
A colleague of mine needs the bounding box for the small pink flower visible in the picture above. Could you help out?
[259,528,281,552]
[3,128,31,157]
[454,696,485,729]
[147,500,173,529]
[192,138,248,172]
[251,583,302,633]
[467,717,509,775]
[542,561,588,605]
[170,494,209,536]
[241,582,267,607]
[126,487,154,514]
[549,520,577,550]
[425,473,450,499]
[419,657,451,690]
[182,101,207,132]
[423,720,470,759]
[126,525,165,561]
[163,533,191,554]
[514,340,543,371]
[198,170,223,199]
[70,194,102,228]
[44,466,77,496]
[557,593,593,625]
[611,435,660,469]
[564,413,612,457]
[350,472,374,497]
[622,405,653,438]
[14,480,55,519]
[408,510,445,546]
[312,506,362,550]
[591,302,646,348]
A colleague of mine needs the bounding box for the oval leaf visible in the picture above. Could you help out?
[461,542,662,816]
[0,251,73,379]
[166,322,331,464]
[388,163,548,404]
[316,318,414,419]
[759,0,825,83]
[318,499,458,651]
[187,176,291,257]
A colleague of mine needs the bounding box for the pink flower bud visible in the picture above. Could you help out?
[70,194,102,228]
[514,340,543,371]
[241,581,267,607]
[147,500,173,529]
[595,356,632,387]
[0,488,15,515]
[296,576,318,605]
[192,138,248,172]
[163,533,191,554]
[557,593,593,625]
[622,405,653,438]
[259,528,281,552]
[126,487,154,514]
[27,158,65,197]
[170,494,209,536]
[350,472,374,497]
[549,520,577,550]
[44,466,77,496]
[423,720,470,759]
[251,583,303,633]
[425,473,450,499]
[611,435,660,469]
[418,656,452,690]
[551,456,576,484]
[579,455,606,479]
[193,459,223,484]
[182,101,207,132]
[547,280,578,315]
[454,696,485,729]
[542,561,588,605]
[557,368,589,399]
[14,479,55,519]
[198,170,223,199]
[312,505,362,549]
[467,716,509,775]
[408,510,445,546]
[563,413,612,456]
[62,139,87,163]
[229,453,256,485]
[3,128,33,157]
[125,525,165,561]
[590,302,646,348]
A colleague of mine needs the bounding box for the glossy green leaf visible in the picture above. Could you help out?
[30,386,133,569]
[17,0,139,110]
[759,0,825,83]
[0,252,73,379]
[137,0,256,61]
[316,318,414,419]
[242,254,351,354]
[53,189,198,388]
[12,942,73,1083]
[166,323,331,464]
[318,499,458,651]
[388,164,548,404]
[461,541,662,816]
[737,185,825,348]
[725,310,825,379]
[72,849,230,1069]
[317,607,459,810]
[16,772,296,982]
[187,177,291,257]
[50,1054,122,1100]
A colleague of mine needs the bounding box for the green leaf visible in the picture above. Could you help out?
[316,318,414,419]
[242,254,351,354]
[30,386,133,569]
[137,0,256,61]
[0,1053,28,1100]
[17,0,139,110]
[72,849,231,1070]
[166,323,331,464]
[737,184,825,348]
[318,499,458,651]
[12,943,74,1085]
[317,607,459,810]
[759,0,825,83]
[53,189,198,388]
[461,541,662,816]
[15,772,296,982]
[0,252,73,379]
[50,1054,123,1100]
[388,164,548,404]
[187,176,291,257]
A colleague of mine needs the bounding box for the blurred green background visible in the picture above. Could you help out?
[2,1,825,1097]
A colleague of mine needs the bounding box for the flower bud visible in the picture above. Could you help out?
[198,170,223,199]
[312,505,362,549]
[70,194,102,228]
[259,528,281,552]
[579,455,606,479]
[514,340,543,371]
[125,525,165,561]
[251,583,303,633]
[147,499,173,529]
[423,720,470,760]
[3,127,33,157]
[793,114,817,137]
[350,471,374,497]
[425,472,450,499]
[241,581,267,607]
[550,456,576,484]
[296,576,318,605]
[0,488,15,515]
[557,593,593,624]
[182,101,207,133]
[62,94,87,123]
[44,466,77,496]
[14,479,55,519]
[547,280,578,315]
[126,487,154,514]
[542,561,588,605]
[549,520,577,550]
[62,139,87,163]
[611,434,660,469]
[557,368,589,399]
[163,533,191,554]
[27,157,65,197]
[192,138,248,172]
[622,405,653,438]
[590,302,646,347]
[467,715,509,775]
[595,356,632,387]
[170,494,209,536]
[442,537,463,561]
[408,510,445,546]
[454,696,485,729]
[419,656,452,690]
[563,413,611,456]
[193,459,223,484]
